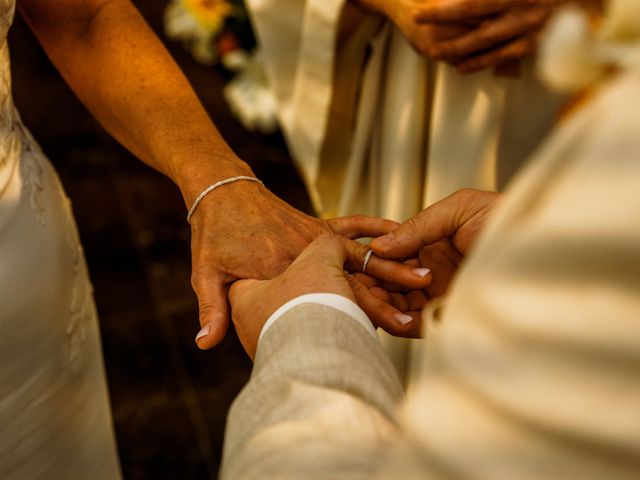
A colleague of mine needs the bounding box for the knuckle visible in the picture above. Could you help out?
[373,238,392,256]
[190,265,215,290]
[406,215,422,233]
[347,274,363,291]
[454,188,476,203]
[198,303,216,323]
[353,239,369,258]
[318,218,334,234]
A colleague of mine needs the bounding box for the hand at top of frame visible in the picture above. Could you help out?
[371,189,501,300]
[189,180,430,350]
[411,0,575,74]
[354,0,474,59]
[229,234,432,359]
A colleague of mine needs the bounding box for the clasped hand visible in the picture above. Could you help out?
[229,189,500,359]
[363,0,560,74]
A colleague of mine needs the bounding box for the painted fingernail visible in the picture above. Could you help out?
[195,324,211,343]
[393,313,413,326]
[412,268,431,278]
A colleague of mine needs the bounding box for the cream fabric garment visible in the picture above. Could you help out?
[246,0,565,219]
[0,2,121,478]
[381,72,640,480]
[246,0,565,375]
[222,3,640,477]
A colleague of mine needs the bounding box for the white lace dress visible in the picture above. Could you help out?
[0,2,121,478]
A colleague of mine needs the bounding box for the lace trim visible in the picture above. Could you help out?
[16,123,46,225]
[18,123,94,374]
[1,0,93,373]
[64,197,94,375]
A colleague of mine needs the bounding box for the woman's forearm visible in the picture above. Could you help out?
[18,0,250,204]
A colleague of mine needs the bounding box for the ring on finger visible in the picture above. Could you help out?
[362,249,374,274]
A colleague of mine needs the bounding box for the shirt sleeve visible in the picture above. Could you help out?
[258,293,378,345]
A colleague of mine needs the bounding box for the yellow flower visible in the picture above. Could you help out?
[183,0,234,31]
[165,0,236,64]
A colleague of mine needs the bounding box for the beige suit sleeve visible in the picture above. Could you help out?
[377,72,640,480]
[220,304,404,480]
[221,74,640,479]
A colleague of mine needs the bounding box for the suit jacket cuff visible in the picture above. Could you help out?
[258,293,378,346]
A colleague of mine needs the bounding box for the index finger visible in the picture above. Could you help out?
[342,238,432,290]
[291,235,432,290]
[327,215,399,239]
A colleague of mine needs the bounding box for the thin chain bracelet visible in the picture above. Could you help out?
[186,176,264,223]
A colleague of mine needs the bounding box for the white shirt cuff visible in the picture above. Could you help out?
[258,293,378,345]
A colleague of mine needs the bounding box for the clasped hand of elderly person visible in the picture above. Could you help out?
[355,0,564,74]
[229,189,500,359]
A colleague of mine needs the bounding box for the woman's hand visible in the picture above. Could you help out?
[190,181,431,349]
[371,189,501,299]
[228,234,432,359]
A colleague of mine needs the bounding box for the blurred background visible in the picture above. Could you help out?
[9,1,311,478]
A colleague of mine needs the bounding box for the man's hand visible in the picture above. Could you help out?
[413,0,559,73]
[371,189,500,299]
[228,234,432,359]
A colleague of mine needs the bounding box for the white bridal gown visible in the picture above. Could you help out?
[0,1,121,478]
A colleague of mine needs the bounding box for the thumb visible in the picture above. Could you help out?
[371,192,464,258]
[193,272,231,350]
[371,213,436,259]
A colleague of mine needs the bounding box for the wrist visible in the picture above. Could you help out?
[186,175,264,224]
[184,172,269,227]
[173,153,256,207]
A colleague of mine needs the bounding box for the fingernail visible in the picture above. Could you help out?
[195,324,210,343]
[393,313,413,326]
[412,268,431,278]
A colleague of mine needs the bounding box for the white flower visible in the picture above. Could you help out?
[224,52,279,134]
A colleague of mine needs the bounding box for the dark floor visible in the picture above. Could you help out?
[9,2,312,479]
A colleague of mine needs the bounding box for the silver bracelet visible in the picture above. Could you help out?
[186,175,264,223]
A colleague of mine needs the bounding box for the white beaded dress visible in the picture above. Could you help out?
[0,1,121,478]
